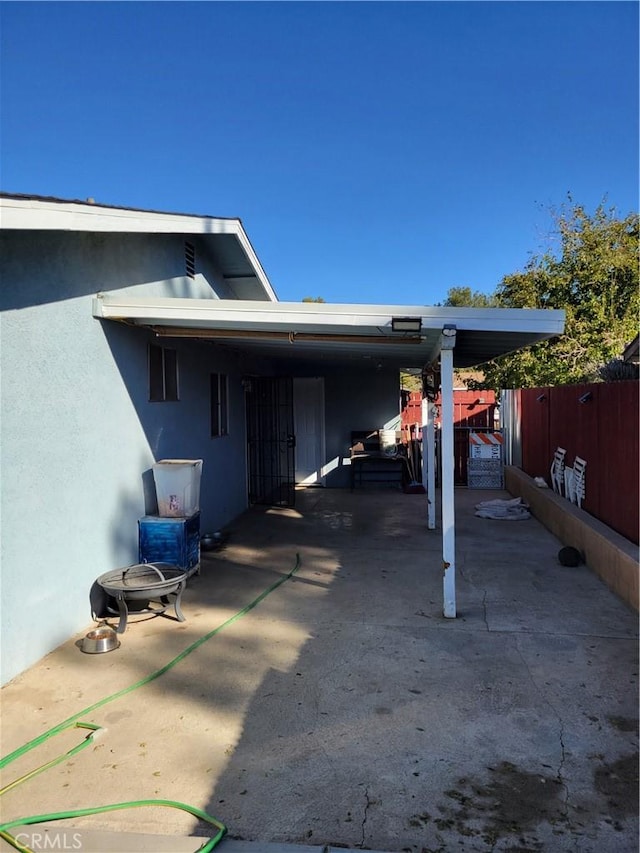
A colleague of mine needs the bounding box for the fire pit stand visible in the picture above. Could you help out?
[97,562,188,634]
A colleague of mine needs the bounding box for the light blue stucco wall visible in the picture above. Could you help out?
[0,229,402,685]
[0,231,262,684]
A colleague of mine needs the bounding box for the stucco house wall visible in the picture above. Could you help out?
[0,230,262,684]
[1,227,402,685]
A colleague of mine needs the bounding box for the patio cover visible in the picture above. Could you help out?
[2,193,566,617]
[94,295,565,619]
[92,295,564,370]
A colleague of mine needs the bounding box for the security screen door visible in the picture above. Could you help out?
[245,376,296,507]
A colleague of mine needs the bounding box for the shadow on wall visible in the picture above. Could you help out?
[98,320,199,459]
[142,468,158,515]
[97,315,271,548]
[0,231,210,311]
[89,474,157,621]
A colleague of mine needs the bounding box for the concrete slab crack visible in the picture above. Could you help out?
[513,634,572,828]
[361,785,372,847]
[481,588,490,631]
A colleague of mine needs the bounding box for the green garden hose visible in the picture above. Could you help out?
[0,722,102,798]
[0,554,301,852]
[0,800,226,853]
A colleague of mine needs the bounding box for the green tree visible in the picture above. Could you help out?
[400,370,422,392]
[472,200,639,391]
[302,296,325,303]
[440,286,499,307]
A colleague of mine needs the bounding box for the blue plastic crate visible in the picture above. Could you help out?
[138,512,200,574]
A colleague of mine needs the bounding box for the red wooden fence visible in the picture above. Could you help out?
[401,390,497,485]
[401,390,497,432]
[401,384,638,543]
[520,381,638,544]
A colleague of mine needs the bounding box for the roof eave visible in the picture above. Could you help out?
[0,193,278,302]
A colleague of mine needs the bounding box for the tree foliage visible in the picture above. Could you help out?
[468,200,639,391]
[400,370,422,391]
[302,296,326,303]
[440,286,499,308]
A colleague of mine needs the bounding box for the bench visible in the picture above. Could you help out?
[349,430,408,490]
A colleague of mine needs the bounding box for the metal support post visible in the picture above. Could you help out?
[422,396,436,530]
[440,328,456,618]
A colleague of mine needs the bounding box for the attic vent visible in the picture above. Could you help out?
[185,241,196,279]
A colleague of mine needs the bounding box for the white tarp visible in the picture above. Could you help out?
[474,497,531,520]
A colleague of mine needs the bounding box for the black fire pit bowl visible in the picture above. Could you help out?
[96,562,188,633]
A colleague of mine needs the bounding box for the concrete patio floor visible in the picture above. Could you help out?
[1,487,638,853]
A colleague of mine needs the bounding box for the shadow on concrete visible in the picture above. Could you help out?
[204,489,638,853]
[1,489,637,853]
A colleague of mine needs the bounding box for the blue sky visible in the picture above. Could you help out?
[1,2,637,304]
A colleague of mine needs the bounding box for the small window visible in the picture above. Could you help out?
[211,373,229,437]
[185,241,196,279]
[149,344,179,402]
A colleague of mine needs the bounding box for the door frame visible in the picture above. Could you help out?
[293,377,326,486]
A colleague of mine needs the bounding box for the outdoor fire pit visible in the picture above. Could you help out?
[96,562,188,634]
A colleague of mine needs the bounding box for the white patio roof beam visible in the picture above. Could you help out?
[93,295,565,370]
[93,295,565,336]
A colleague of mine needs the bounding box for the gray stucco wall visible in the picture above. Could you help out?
[323,365,401,488]
[0,231,260,685]
[282,362,402,488]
